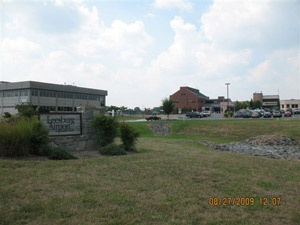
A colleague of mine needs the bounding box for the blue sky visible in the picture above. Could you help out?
[1,0,299,108]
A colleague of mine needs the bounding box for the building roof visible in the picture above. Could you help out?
[0,81,107,96]
[184,86,209,99]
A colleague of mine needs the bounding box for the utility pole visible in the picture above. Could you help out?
[225,83,230,112]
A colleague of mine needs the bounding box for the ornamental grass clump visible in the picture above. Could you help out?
[0,117,49,157]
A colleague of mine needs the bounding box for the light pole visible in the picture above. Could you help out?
[225,83,230,112]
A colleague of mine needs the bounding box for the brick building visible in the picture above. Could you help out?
[170,86,209,113]
[253,92,279,108]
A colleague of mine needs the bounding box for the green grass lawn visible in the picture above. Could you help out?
[0,119,300,225]
[131,118,300,142]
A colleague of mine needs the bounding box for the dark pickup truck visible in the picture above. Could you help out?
[145,116,161,121]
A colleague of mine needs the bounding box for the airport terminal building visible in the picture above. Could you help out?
[0,81,107,115]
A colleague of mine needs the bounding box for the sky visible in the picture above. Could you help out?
[1,0,299,109]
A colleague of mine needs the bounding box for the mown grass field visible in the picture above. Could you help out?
[0,118,300,225]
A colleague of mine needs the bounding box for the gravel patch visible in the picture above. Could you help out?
[198,134,300,160]
[148,124,171,136]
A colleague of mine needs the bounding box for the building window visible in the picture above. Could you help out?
[3,91,18,97]
[20,90,28,96]
[49,91,56,98]
[57,106,73,111]
[57,92,73,99]
[31,90,38,96]
[75,94,87,100]
[89,95,98,100]
[287,104,290,108]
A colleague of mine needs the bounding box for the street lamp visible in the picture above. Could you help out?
[225,83,230,112]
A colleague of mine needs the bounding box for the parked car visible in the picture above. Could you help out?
[251,111,260,118]
[241,110,252,118]
[284,111,292,117]
[185,111,203,118]
[272,110,282,118]
[202,111,211,117]
[233,111,242,118]
[145,116,161,121]
[263,111,272,118]
[293,109,300,114]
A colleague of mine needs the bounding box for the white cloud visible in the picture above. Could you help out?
[149,16,252,80]
[1,37,42,75]
[247,49,300,98]
[0,0,299,107]
[77,4,102,33]
[1,37,41,56]
[201,0,299,51]
[74,4,153,67]
[153,0,193,11]
[201,0,269,49]
[53,0,64,7]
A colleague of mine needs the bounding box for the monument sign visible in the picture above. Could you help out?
[40,113,82,136]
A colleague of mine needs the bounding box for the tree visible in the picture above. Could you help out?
[253,100,262,109]
[15,104,37,118]
[161,98,174,120]
[249,99,254,109]
[234,100,251,110]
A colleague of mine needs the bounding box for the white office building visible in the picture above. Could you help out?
[280,99,300,112]
[0,81,107,115]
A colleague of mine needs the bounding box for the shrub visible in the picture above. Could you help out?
[36,145,53,157]
[99,144,127,156]
[92,115,119,147]
[3,112,11,118]
[29,118,49,155]
[48,147,78,160]
[120,122,140,151]
[15,104,37,118]
[0,117,49,157]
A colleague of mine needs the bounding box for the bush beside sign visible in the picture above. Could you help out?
[40,113,82,136]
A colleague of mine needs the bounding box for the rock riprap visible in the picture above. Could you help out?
[198,134,300,159]
[148,124,171,136]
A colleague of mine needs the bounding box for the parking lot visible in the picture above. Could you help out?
[162,113,300,121]
[124,113,300,123]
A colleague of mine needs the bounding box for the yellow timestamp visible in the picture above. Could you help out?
[259,197,281,206]
[208,197,281,206]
